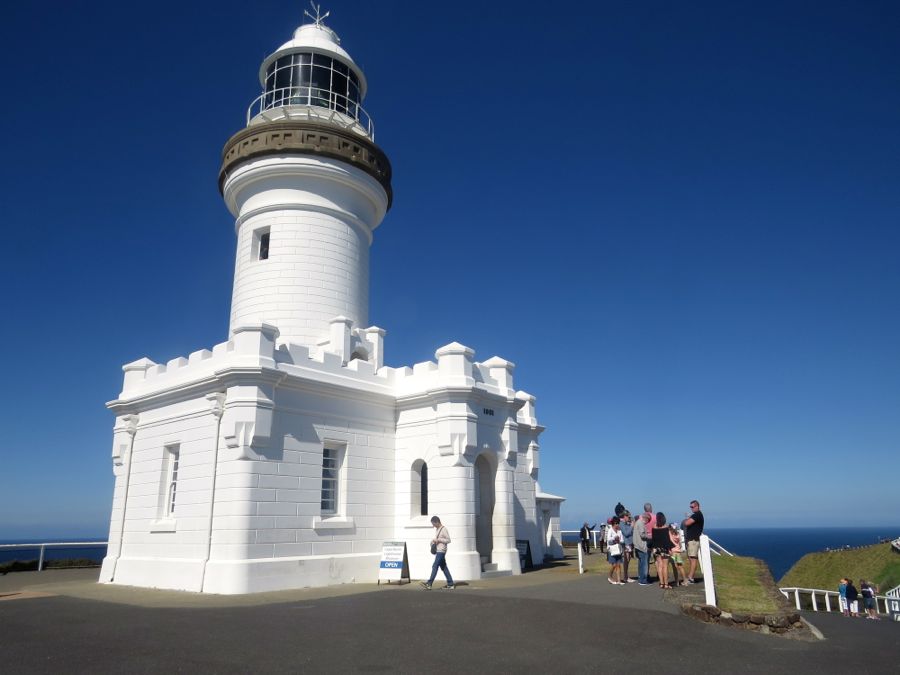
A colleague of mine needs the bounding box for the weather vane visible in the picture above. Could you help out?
[304,1,330,27]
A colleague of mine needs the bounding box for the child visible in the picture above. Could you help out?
[669,525,687,586]
[838,578,848,616]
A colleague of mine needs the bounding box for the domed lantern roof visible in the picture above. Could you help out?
[245,4,374,138]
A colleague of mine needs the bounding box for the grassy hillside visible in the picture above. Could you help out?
[713,554,785,613]
[779,543,900,592]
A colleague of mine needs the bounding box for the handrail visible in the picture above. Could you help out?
[704,536,734,557]
[699,534,717,605]
[246,87,375,139]
[779,586,892,615]
[0,541,108,572]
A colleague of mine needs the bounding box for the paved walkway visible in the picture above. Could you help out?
[1,566,896,673]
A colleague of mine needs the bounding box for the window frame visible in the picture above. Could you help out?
[411,460,428,517]
[320,443,344,515]
[253,227,271,261]
[151,443,180,532]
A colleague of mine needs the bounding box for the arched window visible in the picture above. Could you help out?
[411,460,428,517]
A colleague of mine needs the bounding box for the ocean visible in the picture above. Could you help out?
[706,527,899,581]
[0,539,108,567]
[3,527,898,581]
[564,526,899,581]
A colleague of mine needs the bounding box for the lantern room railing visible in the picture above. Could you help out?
[247,87,375,139]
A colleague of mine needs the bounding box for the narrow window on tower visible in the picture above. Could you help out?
[253,227,271,261]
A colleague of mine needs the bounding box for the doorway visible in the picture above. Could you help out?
[474,454,495,564]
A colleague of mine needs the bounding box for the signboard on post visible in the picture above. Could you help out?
[515,539,533,571]
[378,541,410,584]
[887,596,900,622]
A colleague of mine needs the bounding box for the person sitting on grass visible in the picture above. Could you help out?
[605,516,625,585]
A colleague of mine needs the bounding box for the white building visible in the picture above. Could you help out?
[99,15,564,594]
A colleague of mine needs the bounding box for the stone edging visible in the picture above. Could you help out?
[681,603,815,639]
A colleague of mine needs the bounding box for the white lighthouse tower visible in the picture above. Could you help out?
[222,12,391,349]
[100,11,564,595]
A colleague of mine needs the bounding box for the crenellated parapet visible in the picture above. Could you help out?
[111,317,542,436]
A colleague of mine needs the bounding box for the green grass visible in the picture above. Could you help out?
[712,555,784,614]
[779,543,900,593]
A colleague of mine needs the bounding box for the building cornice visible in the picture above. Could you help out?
[219,120,392,206]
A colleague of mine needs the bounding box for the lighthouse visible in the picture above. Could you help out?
[100,11,564,595]
[221,12,391,349]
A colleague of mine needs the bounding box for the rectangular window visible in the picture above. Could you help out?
[160,444,180,519]
[321,445,342,514]
[253,228,270,261]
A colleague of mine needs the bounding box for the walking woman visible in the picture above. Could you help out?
[421,516,455,590]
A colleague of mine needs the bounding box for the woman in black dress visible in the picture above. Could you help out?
[650,512,674,589]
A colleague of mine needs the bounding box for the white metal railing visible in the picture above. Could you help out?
[699,534,717,606]
[779,586,893,615]
[887,584,900,599]
[706,536,734,557]
[0,542,107,572]
[246,87,375,139]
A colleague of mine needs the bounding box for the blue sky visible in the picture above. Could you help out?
[1,1,898,538]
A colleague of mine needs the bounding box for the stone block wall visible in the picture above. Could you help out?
[230,207,370,347]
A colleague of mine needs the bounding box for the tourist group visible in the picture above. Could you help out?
[580,500,705,589]
[837,578,881,620]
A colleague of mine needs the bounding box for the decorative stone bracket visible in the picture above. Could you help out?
[221,384,275,460]
[526,441,540,478]
[111,414,138,468]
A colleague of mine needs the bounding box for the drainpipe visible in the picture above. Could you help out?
[107,414,139,582]
[199,393,226,592]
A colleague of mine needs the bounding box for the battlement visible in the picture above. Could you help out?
[116,318,538,426]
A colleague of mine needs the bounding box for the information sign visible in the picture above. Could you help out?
[515,539,534,571]
[888,597,900,622]
[378,541,410,584]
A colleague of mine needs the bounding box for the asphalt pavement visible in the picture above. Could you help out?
[1,565,897,673]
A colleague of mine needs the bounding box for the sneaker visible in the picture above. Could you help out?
[442,584,456,590]
[420,582,432,590]
[638,582,651,586]
[685,578,696,584]
[626,579,636,583]
[607,578,616,584]
[617,581,626,585]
